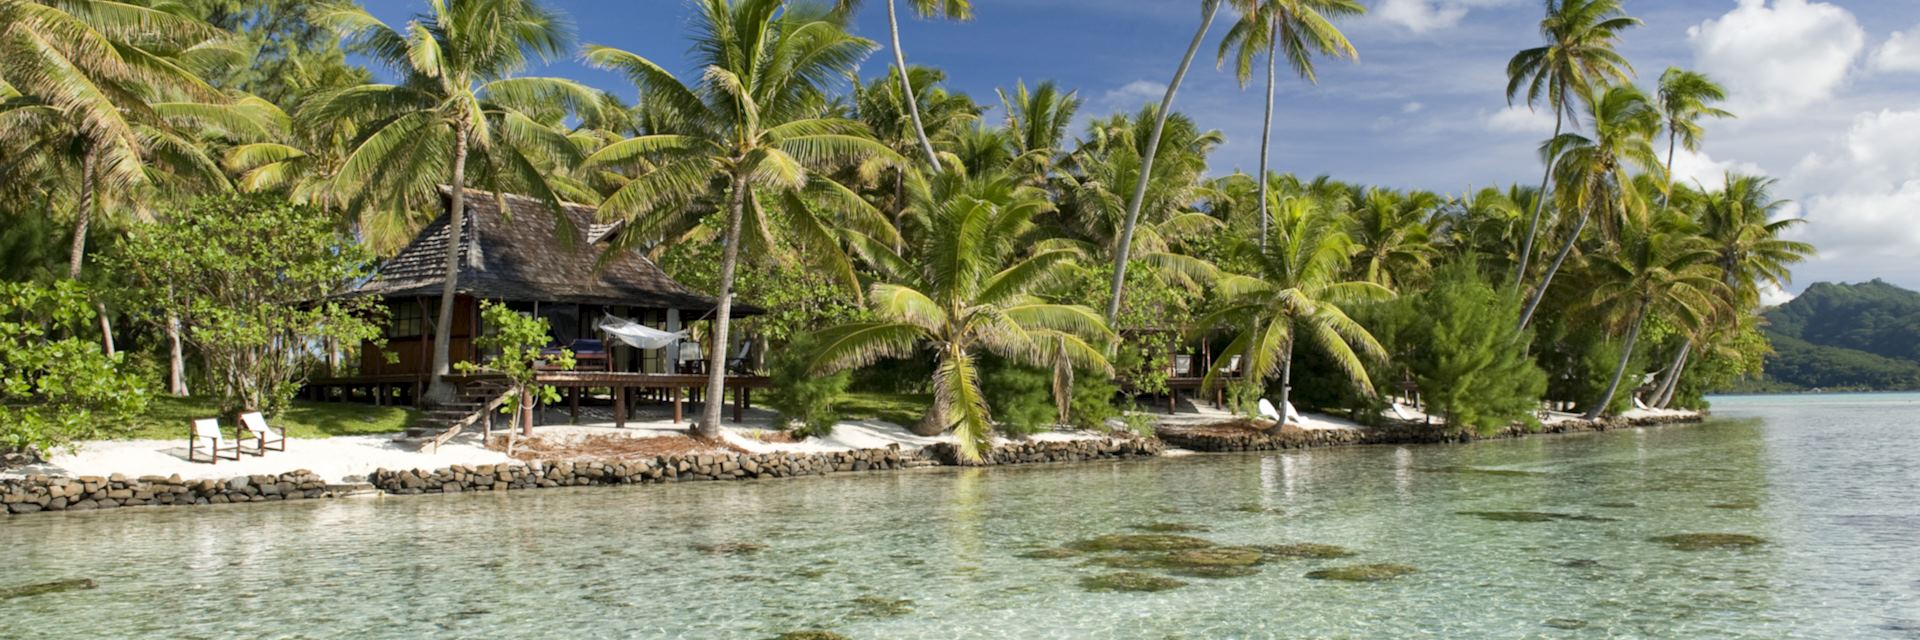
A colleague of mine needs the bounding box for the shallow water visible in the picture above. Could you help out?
[4,393,1918,639]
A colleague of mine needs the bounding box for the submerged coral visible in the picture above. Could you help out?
[1255,543,1357,559]
[1067,534,1214,552]
[1651,533,1767,550]
[1304,564,1420,582]
[1080,571,1189,592]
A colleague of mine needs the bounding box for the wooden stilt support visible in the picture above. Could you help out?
[613,385,628,429]
[672,389,683,423]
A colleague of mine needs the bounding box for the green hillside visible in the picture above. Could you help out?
[1757,280,1920,390]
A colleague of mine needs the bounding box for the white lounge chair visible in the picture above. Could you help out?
[1388,402,1417,422]
[1257,399,1306,425]
[188,418,240,464]
[238,411,286,456]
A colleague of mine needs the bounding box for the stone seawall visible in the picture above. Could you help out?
[2,437,1161,515]
[1157,412,1705,453]
[2,470,360,515]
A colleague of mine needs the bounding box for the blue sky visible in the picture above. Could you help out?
[363,0,1920,296]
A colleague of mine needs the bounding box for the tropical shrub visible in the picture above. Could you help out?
[980,358,1055,437]
[1370,261,1547,434]
[462,301,570,431]
[765,335,850,438]
[0,280,148,454]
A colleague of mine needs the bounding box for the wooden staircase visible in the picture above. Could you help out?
[403,378,514,452]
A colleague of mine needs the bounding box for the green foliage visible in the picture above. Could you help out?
[980,358,1054,436]
[1369,261,1546,434]
[658,243,873,348]
[462,301,570,415]
[0,280,148,454]
[765,335,850,438]
[1759,280,1920,390]
[110,195,383,414]
[1067,368,1124,432]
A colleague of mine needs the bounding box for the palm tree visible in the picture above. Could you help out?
[1651,174,1811,406]
[1199,199,1390,431]
[810,171,1113,460]
[1053,106,1223,290]
[1516,84,1661,332]
[997,80,1081,184]
[582,0,899,438]
[851,65,978,243]
[834,0,972,172]
[307,0,613,403]
[1581,213,1726,419]
[0,0,249,278]
[1106,0,1225,322]
[1348,188,1439,288]
[1216,0,1364,249]
[1653,67,1731,204]
[1505,0,1639,285]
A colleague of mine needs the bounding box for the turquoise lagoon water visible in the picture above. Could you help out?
[3,393,1918,638]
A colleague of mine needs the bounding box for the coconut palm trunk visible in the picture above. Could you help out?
[1648,130,1689,404]
[1105,0,1221,321]
[1255,22,1278,249]
[1515,204,1589,331]
[1653,341,1689,407]
[1269,335,1294,434]
[426,126,470,405]
[886,0,942,172]
[68,162,94,280]
[1586,296,1649,420]
[1513,89,1564,286]
[697,170,752,438]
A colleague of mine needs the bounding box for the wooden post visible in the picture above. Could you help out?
[672,388,683,423]
[732,384,744,423]
[613,384,627,429]
[568,387,580,424]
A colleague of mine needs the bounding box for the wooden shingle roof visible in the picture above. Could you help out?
[354,188,748,314]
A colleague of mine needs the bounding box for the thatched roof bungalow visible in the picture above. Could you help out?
[350,187,754,378]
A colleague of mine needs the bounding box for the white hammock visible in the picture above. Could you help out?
[596,314,685,350]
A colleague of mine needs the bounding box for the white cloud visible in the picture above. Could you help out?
[1482,105,1556,134]
[1369,0,1519,34]
[1096,80,1167,111]
[1870,24,1920,73]
[1668,148,1766,190]
[1780,109,1920,282]
[1687,0,1865,117]
[1401,101,1425,114]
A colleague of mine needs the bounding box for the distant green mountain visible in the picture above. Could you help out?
[1758,280,1920,391]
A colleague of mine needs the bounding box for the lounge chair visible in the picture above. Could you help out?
[726,339,754,374]
[1258,398,1306,425]
[237,411,286,456]
[188,418,241,464]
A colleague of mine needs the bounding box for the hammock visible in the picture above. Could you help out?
[595,314,686,350]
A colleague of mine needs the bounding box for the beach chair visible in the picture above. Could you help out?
[726,339,755,374]
[188,418,241,464]
[237,411,286,456]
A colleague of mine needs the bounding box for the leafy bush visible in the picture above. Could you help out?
[111,195,384,414]
[0,280,149,454]
[765,335,849,438]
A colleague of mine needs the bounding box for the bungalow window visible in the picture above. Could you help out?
[387,300,431,338]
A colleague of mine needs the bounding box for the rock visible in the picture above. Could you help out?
[1163,546,1262,568]
[1650,533,1767,551]
[1079,571,1187,593]
[1544,619,1589,630]
[693,542,767,555]
[769,632,849,640]
[0,578,97,600]
[1457,511,1616,523]
[1304,563,1419,582]
[226,477,250,492]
